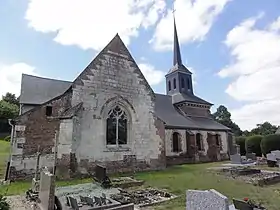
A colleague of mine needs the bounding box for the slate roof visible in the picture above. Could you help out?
[60,102,83,119]
[19,74,72,105]
[19,74,229,131]
[155,94,229,131]
[171,93,213,105]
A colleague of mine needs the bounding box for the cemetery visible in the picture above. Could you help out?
[1,140,280,209]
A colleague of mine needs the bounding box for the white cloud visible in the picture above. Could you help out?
[218,14,280,130]
[0,63,38,97]
[25,0,166,51]
[138,63,164,85]
[151,0,231,51]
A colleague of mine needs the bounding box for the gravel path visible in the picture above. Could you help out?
[6,195,39,210]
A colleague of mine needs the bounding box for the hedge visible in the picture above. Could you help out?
[245,135,263,156]
[261,134,280,155]
[235,136,246,155]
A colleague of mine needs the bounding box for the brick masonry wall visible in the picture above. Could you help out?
[9,91,72,180]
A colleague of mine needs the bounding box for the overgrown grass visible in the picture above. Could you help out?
[0,140,279,209]
[0,140,10,178]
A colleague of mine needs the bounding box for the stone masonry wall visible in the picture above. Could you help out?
[52,36,166,177]
[165,129,228,165]
[9,91,72,180]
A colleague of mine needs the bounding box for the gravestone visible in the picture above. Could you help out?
[271,150,280,158]
[93,164,111,188]
[230,154,242,164]
[38,170,55,210]
[267,153,278,167]
[94,164,106,183]
[267,153,276,161]
[186,189,230,210]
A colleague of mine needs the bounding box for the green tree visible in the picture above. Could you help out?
[0,94,19,134]
[245,135,263,156]
[213,105,242,136]
[0,100,19,119]
[2,92,19,106]
[250,122,278,136]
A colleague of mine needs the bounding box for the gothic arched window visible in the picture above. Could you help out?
[172,132,180,152]
[196,133,202,151]
[168,81,171,91]
[106,106,128,146]
[173,78,177,89]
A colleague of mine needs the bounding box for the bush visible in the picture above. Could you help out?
[261,134,280,155]
[235,136,246,155]
[245,135,263,156]
[3,135,10,142]
[0,194,10,210]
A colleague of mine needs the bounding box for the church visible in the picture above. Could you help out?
[8,19,233,180]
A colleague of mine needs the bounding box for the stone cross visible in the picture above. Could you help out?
[53,131,59,176]
[35,146,41,180]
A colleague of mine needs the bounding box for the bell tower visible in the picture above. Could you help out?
[165,14,194,96]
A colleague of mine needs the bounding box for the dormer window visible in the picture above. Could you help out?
[46,106,53,116]
[173,78,176,89]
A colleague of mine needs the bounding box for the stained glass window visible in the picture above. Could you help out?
[106,106,128,146]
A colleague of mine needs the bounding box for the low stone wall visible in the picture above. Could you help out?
[166,156,195,166]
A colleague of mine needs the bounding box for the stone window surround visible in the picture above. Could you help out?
[101,97,133,152]
[196,133,203,151]
[171,132,181,153]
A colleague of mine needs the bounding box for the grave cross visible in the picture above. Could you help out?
[34,145,41,180]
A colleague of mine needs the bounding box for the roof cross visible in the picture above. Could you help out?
[172,0,176,16]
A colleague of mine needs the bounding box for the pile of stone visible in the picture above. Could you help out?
[64,193,134,210]
[110,188,173,207]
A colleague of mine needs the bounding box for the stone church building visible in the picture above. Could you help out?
[8,20,232,180]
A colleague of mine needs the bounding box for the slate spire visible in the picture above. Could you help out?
[173,16,182,67]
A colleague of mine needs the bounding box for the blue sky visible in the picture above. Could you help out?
[1,0,280,130]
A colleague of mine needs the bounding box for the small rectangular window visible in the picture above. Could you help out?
[46,106,53,116]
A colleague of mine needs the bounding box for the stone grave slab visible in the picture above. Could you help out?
[186,189,230,210]
[38,170,55,210]
[271,150,280,158]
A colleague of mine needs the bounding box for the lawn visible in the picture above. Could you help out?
[0,139,10,178]
[0,140,280,209]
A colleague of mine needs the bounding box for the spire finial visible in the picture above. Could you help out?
[172,0,182,66]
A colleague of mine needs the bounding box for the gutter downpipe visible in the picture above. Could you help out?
[5,119,16,181]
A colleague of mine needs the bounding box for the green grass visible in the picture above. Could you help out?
[0,140,279,209]
[0,140,10,178]
[135,163,280,210]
